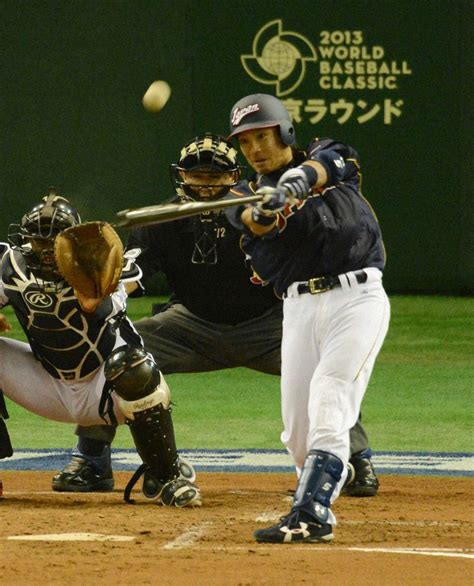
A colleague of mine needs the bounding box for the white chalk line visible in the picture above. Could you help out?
[195,546,474,560]
[348,547,474,559]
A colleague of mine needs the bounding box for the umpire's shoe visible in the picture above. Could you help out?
[52,446,114,492]
[342,449,379,497]
[254,509,333,544]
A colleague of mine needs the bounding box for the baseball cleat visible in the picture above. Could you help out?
[52,452,114,492]
[176,456,197,483]
[254,509,333,544]
[143,476,202,508]
[342,450,379,497]
[142,456,196,497]
[342,462,356,490]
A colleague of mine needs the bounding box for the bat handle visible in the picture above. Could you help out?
[256,186,296,205]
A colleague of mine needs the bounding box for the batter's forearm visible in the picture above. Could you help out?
[241,207,277,236]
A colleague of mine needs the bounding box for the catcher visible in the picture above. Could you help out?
[0,189,201,507]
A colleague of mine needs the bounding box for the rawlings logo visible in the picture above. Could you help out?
[24,291,54,308]
[231,103,260,126]
[132,397,156,412]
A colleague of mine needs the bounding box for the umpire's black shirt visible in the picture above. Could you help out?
[126,203,279,325]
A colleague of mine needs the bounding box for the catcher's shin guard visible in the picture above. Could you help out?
[105,346,180,484]
[292,450,343,524]
[127,403,180,485]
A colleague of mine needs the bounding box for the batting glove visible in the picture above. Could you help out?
[277,165,318,200]
[251,186,287,226]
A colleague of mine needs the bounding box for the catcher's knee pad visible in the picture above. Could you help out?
[292,450,343,524]
[104,345,170,420]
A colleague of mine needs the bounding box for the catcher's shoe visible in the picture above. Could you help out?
[177,456,197,483]
[342,450,379,497]
[52,447,114,493]
[142,456,196,496]
[254,509,333,544]
[143,476,202,508]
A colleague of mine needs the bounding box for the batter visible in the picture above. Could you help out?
[225,94,390,543]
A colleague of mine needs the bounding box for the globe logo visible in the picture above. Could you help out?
[260,40,298,76]
[241,20,317,96]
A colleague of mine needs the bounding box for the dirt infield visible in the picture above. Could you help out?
[0,471,472,585]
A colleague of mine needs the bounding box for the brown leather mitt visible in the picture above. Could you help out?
[54,221,124,299]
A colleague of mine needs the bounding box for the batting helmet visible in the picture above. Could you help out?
[8,187,81,280]
[170,133,241,201]
[227,94,296,146]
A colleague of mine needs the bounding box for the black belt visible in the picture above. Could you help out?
[296,270,367,295]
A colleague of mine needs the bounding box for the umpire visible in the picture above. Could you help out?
[53,133,378,497]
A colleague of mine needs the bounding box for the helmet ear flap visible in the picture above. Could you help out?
[279,121,296,146]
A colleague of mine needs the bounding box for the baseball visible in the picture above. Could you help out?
[142,80,171,113]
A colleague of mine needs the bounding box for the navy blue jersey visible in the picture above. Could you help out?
[126,198,280,325]
[0,245,142,380]
[226,138,386,296]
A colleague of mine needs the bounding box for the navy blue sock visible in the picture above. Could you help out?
[352,448,372,460]
[78,436,109,458]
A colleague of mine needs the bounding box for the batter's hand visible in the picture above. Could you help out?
[277,165,318,200]
[256,186,287,215]
[0,313,12,333]
[251,187,287,226]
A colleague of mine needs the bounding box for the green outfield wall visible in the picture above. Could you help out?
[1,0,473,294]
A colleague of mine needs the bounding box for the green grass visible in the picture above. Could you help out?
[2,295,473,452]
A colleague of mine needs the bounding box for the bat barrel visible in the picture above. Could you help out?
[115,194,263,228]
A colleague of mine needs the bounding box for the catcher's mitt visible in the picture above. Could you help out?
[54,221,124,299]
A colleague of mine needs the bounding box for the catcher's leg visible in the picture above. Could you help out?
[105,345,201,507]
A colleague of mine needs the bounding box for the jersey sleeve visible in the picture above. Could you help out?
[307,137,361,188]
[224,182,258,233]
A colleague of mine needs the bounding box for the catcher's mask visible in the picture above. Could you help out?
[170,133,241,202]
[8,187,81,287]
[227,93,296,146]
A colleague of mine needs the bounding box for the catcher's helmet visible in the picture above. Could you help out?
[170,133,241,201]
[8,187,81,280]
[227,94,296,146]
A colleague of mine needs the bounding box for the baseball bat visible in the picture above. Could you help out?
[115,194,264,228]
